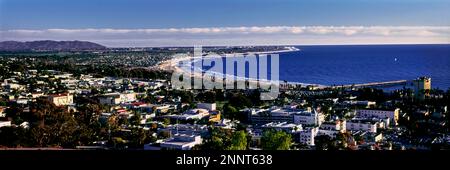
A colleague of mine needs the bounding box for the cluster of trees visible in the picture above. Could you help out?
[195,90,225,103]
[0,98,155,148]
[195,127,248,150]
[0,99,94,147]
[222,91,263,121]
[260,129,292,150]
[171,90,194,104]
[314,132,351,150]
[195,128,292,150]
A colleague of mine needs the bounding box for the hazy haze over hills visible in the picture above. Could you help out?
[0,40,107,51]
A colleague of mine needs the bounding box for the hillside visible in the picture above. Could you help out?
[0,40,107,51]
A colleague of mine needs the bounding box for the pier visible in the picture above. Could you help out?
[279,79,409,91]
[328,80,408,89]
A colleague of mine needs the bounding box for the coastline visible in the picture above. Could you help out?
[153,46,324,88]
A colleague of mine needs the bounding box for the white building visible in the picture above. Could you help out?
[159,124,208,136]
[293,109,324,126]
[346,120,377,133]
[170,109,210,120]
[47,93,73,106]
[214,119,236,129]
[246,108,279,124]
[20,122,29,129]
[318,120,347,138]
[0,121,12,128]
[267,108,298,123]
[160,134,203,150]
[60,79,78,88]
[248,107,324,126]
[343,100,376,107]
[297,127,319,146]
[320,120,346,132]
[318,129,340,139]
[120,92,137,103]
[356,109,400,126]
[261,122,303,133]
[98,92,137,105]
[16,98,28,105]
[197,103,216,111]
[54,73,73,79]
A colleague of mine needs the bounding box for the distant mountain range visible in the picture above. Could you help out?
[0,40,107,51]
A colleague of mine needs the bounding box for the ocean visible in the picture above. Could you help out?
[196,44,450,90]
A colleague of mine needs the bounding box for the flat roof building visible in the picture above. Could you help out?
[160,134,203,150]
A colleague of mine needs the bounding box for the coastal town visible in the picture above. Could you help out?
[0,46,449,150]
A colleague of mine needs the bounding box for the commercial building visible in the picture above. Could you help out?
[320,120,346,132]
[296,127,319,146]
[316,120,346,139]
[158,124,208,136]
[293,109,325,126]
[160,134,203,150]
[261,122,303,133]
[346,120,377,133]
[170,108,210,120]
[356,109,399,126]
[248,107,324,126]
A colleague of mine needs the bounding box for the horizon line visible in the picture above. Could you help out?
[1,26,449,47]
[1,39,450,48]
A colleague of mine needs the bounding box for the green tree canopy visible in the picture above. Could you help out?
[227,130,247,150]
[261,129,292,150]
[228,93,252,109]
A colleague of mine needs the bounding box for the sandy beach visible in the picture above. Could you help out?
[152,46,323,88]
[155,46,299,72]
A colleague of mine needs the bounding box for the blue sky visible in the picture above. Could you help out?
[1,0,449,46]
